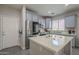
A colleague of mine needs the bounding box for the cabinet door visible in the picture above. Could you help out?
[26,11,32,21]
[30,40,53,55]
[39,17,45,28]
[32,13,38,22]
[72,38,75,47]
[65,15,76,27]
[40,46,54,55]
[30,40,41,55]
[41,18,45,28]
[46,18,52,29]
[39,17,42,24]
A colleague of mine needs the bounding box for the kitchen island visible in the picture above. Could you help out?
[29,35,74,55]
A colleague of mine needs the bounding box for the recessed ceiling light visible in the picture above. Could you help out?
[48,10,56,16]
[65,4,69,6]
[51,13,56,16]
[48,11,52,14]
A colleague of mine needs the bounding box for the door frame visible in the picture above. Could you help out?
[0,15,3,50]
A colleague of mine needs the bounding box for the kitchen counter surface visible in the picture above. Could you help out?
[51,33,76,37]
[29,35,74,53]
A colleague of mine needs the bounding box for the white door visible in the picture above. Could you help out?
[2,15,19,49]
[0,16,2,50]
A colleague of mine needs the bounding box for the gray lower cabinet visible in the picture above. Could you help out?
[40,46,54,55]
[30,40,72,55]
[72,38,75,47]
[64,42,71,55]
[30,40,54,55]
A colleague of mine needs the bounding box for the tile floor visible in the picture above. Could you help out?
[72,48,79,55]
[0,46,79,55]
[0,46,30,55]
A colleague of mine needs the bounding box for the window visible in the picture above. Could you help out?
[52,19,65,30]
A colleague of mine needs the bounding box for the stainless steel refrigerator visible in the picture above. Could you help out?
[25,20,33,49]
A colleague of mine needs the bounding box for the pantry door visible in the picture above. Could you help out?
[2,15,19,49]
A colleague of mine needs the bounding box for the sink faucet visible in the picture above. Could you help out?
[53,38,55,40]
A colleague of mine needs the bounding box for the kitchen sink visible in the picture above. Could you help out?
[51,35,65,46]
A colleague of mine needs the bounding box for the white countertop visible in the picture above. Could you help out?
[29,35,74,53]
[52,32,76,36]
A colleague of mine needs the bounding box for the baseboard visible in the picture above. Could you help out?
[0,45,21,51]
[75,46,79,48]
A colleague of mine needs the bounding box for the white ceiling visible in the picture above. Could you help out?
[26,4,79,16]
[5,4,79,16]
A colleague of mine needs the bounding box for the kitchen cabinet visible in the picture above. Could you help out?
[32,13,38,22]
[65,15,76,28]
[39,17,45,28]
[26,10,32,21]
[29,35,73,55]
[30,40,41,55]
[26,10,40,35]
[26,10,38,22]
[41,18,45,28]
[45,18,52,29]
[72,37,75,47]
[26,10,33,35]
[30,40,53,55]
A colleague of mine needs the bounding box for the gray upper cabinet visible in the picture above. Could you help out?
[41,18,45,28]
[26,10,32,21]
[32,13,38,22]
[45,18,52,29]
[39,17,45,28]
[26,10,38,22]
[65,15,76,28]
